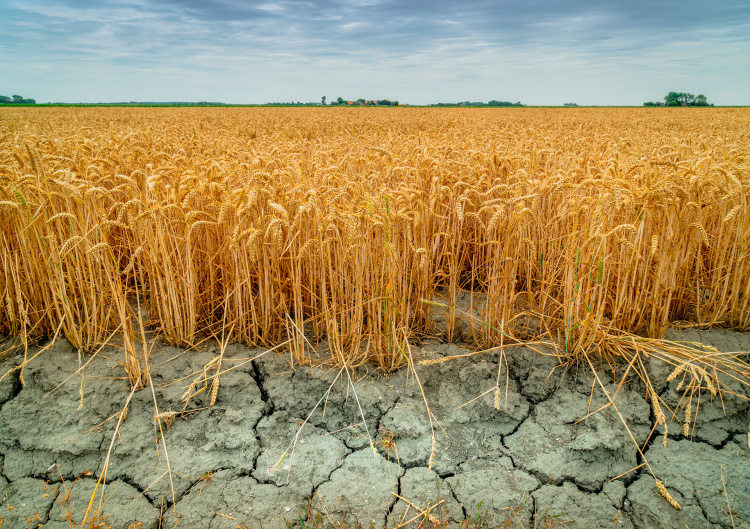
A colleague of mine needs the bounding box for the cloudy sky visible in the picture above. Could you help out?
[1,0,749,105]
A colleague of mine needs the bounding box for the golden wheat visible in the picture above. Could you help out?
[0,106,748,377]
[656,479,682,510]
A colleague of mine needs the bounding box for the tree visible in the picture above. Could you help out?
[664,92,680,106]
[337,96,344,105]
[321,95,326,106]
[1,94,35,104]
[663,92,708,107]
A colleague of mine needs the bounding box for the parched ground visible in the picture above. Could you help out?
[0,328,748,529]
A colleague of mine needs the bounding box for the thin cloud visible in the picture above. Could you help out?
[1,0,748,104]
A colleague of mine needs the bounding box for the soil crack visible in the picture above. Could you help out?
[250,359,275,414]
[40,485,60,524]
[115,475,159,508]
[384,472,403,527]
[446,479,467,519]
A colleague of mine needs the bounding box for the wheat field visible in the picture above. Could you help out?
[1,107,749,384]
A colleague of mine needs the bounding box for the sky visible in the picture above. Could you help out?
[1,0,749,106]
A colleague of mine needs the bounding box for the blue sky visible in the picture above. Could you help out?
[1,0,749,105]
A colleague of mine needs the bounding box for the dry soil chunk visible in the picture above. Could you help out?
[44,478,159,529]
[0,341,128,459]
[664,328,750,355]
[389,467,463,527]
[313,448,402,528]
[381,349,529,474]
[505,385,650,490]
[380,394,518,476]
[0,344,114,483]
[446,457,539,527]
[733,432,749,452]
[602,480,627,509]
[0,477,57,528]
[106,362,265,503]
[253,410,349,492]
[505,345,564,402]
[416,354,530,433]
[631,439,750,528]
[0,347,22,407]
[166,470,308,529]
[2,447,103,483]
[0,340,135,481]
[626,476,712,529]
[264,366,399,449]
[533,482,634,529]
[108,402,262,503]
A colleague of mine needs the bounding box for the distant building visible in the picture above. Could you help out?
[342,99,397,106]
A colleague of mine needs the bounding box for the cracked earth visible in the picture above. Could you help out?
[1,327,749,528]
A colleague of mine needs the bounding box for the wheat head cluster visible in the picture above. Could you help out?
[1,107,749,385]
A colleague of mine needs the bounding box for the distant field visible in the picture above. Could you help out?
[1,107,748,376]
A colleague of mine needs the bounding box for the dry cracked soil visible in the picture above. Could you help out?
[0,328,749,529]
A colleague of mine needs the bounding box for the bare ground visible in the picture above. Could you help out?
[0,328,748,529]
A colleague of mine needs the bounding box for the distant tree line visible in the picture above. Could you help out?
[108,101,228,106]
[0,94,36,104]
[644,92,711,107]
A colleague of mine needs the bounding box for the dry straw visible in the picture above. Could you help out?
[0,107,749,378]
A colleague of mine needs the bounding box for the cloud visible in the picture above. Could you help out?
[1,0,748,104]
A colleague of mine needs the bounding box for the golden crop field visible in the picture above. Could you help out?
[1,107,749,386]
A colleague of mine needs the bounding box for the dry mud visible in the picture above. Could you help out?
[0,328,749,529]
